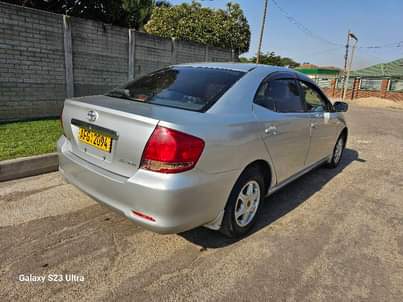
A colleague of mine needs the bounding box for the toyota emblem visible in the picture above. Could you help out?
[87,110,98,122]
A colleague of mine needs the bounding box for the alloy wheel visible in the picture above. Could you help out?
[334,137,344,164]
[234,180,261,227]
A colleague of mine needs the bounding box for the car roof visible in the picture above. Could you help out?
[173,62,317,87]
[170,62,322,115]
[174,62,294,73]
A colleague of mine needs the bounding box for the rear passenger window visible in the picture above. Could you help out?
[254,81,275,111]
[255,79,304,113]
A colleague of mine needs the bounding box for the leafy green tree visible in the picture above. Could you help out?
[2,0,170,29]
[122,0,154,30]
[3,0,126,25]
[122,0,171,30]
[239,57,250,63]
[240,52,300,68]
[144,1,251,53]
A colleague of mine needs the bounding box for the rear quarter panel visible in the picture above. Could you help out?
[158,67,281,190]
[158,113,274,176]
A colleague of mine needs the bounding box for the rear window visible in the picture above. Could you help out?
[106,67,245,112]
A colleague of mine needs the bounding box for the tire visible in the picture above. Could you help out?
[220,167,265,238]
[326,134,345,168]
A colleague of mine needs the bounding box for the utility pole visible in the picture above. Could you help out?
[343,32,358,101]
[341,30,351,98]
[256,0,269,64]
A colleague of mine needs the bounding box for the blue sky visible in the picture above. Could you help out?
[169,0,403,69]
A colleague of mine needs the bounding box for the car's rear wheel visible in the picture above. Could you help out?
[327,134,345,168]
[220,167,265,238]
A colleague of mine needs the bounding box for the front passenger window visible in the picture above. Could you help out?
[255,79,304,113]
[300,81,328,112]
[268,79,304,113]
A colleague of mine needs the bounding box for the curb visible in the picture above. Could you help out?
[0,153,59,182]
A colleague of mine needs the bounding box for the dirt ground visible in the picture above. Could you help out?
[1,105,403,301]
[343,97,403,110]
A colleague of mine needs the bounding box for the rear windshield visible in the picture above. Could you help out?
[105,67,245,112]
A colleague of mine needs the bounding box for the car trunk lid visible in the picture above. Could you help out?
[61,96,159,178]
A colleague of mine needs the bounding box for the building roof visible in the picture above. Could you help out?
[351,58,403,78]
[298,63,319,69]
[294,67,340,75]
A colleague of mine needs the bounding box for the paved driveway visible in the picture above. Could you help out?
[1,106,403,301]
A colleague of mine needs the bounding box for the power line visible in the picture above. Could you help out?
[271,0,403,50]
[356,49,385,61]
[271,0,343,46]
[359,41,403,49]
[207,0,402,55]
[301,46,345,56]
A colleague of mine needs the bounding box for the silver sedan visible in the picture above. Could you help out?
[58,63,348,238]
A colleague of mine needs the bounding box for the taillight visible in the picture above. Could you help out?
[132,210,155,222]
[140,126,205,173]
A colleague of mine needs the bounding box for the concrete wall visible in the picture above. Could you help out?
[133,31,173,77]
[70,17,129,97]
[0,2,235,122]
[0,3,65,121]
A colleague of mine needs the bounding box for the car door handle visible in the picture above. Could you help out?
[265,125,278,136]
[310,122,319,129]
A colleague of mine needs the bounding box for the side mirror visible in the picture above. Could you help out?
[334,101,348,112]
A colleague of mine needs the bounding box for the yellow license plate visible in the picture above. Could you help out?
[79,128,112,153]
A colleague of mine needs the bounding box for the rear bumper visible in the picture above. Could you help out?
[57,136,239,234]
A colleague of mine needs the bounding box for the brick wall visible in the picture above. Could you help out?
[0,2,235,122]
[323,78,403,102]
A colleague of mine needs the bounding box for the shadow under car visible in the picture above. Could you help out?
[179,148,364,248]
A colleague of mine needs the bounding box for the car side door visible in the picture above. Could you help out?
[253,73,311,184]
[298,80,340,166]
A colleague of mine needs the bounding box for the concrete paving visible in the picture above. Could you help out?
[1,106,402,301]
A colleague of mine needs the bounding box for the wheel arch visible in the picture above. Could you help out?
[217,158,274,237]
[240,159,274,196]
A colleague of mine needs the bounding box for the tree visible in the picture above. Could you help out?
[240,52,300,68]
[3,1,126,25]
[122,0,171,30]
[144,1,251,53]
[122,0,154,30]
[2,0,170,30]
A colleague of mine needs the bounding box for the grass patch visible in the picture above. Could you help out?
[0,119,62,161]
